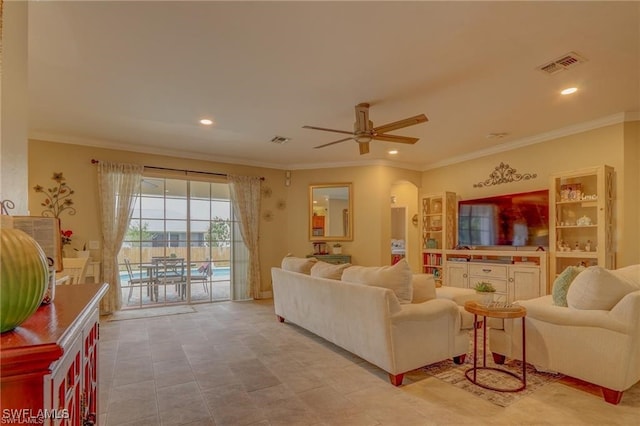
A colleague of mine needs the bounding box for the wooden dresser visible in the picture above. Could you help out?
[1,283,108,425]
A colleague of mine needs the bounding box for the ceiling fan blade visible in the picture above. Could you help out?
[359,142,370,155]
[314,137,353,149]
[354,103,371,132]
[372,134,419,144]
[373,114,428,134]
[302,125,354,135]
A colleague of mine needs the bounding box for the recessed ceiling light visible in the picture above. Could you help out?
[199,119,214,125]
[560,87,578,95]
[388,150,398,155]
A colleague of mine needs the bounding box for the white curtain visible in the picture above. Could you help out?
[97,161,143,313]
[228,174,262,299]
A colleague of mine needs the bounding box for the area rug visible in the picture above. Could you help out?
[105,305,196,321]
[418,330,563,407]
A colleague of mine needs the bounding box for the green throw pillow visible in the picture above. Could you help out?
[552,266,584,307]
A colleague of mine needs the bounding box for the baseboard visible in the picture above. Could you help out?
[260,290,273,299]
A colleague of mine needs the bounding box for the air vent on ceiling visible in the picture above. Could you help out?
[538,51,587,75]
[270,136,290,144]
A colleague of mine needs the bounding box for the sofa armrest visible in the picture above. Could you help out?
[436,286,480,305]
[392,299,460,324]
[519,296,628,334]
[609,290,640,329]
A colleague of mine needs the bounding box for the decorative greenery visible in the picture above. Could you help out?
[333,243,342,247]
[33,172,76,217]
[474,281,496,293]
[125,221,154,246]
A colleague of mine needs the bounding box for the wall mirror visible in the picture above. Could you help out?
[309,183,353,241]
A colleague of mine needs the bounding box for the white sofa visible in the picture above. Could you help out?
[271,258,477,386]
[490,265,640,404]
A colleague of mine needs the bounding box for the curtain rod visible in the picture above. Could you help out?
[90,159,264,180]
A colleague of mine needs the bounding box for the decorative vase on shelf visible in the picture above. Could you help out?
[0,228,49,333]
[332,246,342,255]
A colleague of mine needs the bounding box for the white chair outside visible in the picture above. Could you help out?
[124,258,156,302]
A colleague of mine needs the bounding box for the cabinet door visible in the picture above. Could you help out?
[47,336,82,425]
[82,311,100,425]
[445,263,468,288]
[509,266,540,302]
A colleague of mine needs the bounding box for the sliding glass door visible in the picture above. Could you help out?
[119,177,247,308]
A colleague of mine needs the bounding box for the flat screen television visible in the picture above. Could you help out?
[458,190,549,248]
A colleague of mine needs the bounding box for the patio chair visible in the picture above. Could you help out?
[154,257,187,299]
[124,258,156,302]
[56,257,90,285]
[191,260,213,293]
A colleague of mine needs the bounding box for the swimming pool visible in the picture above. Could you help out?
[120,266,230,282]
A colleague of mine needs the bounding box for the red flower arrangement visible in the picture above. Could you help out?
[61,229,73,246]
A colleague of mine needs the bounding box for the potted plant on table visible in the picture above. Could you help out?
[332,243,342,255]
[474,281,496,306]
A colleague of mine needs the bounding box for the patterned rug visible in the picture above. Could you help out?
[417,330,564,407]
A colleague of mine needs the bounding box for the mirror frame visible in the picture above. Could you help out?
[309,183,353,242]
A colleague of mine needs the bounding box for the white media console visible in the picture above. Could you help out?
[442,249,548,303]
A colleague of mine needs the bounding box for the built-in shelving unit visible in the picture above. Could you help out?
[421,192,457,285]
[549,165,614,281]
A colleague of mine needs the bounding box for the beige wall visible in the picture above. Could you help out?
[28,140,288,295]
[1,1,29,214]
[421,122,639,267]
[623,120,640,265]
[282,166,422,268]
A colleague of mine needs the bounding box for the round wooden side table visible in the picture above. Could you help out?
[463,300,527,392]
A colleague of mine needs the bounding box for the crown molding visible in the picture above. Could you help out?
[28,131,286,171]
[421,112,636,171]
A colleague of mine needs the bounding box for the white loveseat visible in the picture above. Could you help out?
[272,258,476,386]
[490,264,640,404]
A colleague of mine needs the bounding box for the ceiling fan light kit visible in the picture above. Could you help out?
[304,103,428,155]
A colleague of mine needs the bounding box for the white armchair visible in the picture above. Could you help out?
[490,265,640,404]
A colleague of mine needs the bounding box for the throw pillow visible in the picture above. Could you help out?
[551,266,584,307]
[567,265,639,310]
[411,274,437,303]
[341,258,413,304]
[310,261,351,280]
[281,256,317,275]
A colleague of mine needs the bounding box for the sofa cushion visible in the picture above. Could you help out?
[411,274,437,303]
[342,259,413,304]
[552,266,584,307]
[310,261,351,280]
[281,256,317,274]
[567,266,639,310]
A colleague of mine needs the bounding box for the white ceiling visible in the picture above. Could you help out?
[27,1,640,171]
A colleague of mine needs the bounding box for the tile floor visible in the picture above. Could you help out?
[99,300,640,425]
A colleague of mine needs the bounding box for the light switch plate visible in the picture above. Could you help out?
[89,240,100,250]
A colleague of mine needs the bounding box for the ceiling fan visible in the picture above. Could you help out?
[303,103,428,155]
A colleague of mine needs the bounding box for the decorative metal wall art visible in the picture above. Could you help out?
[0,199,15,215]
[473,162,537,188]
[33,172,76,217]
